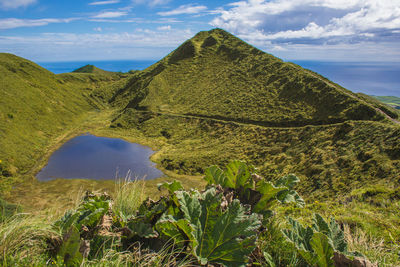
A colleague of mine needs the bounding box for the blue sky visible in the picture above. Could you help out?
[0,0,399,62]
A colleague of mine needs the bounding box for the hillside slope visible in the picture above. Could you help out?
[110,29,400,199]
[112,29,386,127]
[72,64,111,75]
[0,53,126,184]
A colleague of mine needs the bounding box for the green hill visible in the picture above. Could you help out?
[1,29,400,265]
[110,29,399,197]
[106,30,400,242]
[111,29,387,127]
[72,64,111,75]
[0,30,400,263]
[0,53,130,191]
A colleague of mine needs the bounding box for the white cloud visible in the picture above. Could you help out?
[89,0,120,6]
[94,27,103,32]
[158,4,207,16]
[92,11,128,18]
[132,0,171,7]
[0,28,194,61]
[157,25,171,31]
[0,0,36,9]
[0,18,76,30]
[211,0,400,44]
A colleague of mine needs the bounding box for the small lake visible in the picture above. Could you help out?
[36,134,164,181]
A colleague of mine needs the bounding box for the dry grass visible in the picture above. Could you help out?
[343,224,400,266]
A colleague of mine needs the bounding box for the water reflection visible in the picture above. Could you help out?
[36,134,164,181]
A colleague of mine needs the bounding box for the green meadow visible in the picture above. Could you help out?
[1,29,399,266]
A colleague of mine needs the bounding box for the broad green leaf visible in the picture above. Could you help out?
[225,160,252,189]
[275,174,304,207]
[79,208,107,229]
[125,197,170,239]
[157,180,184,195]
[282,217,314,252]
[57,226,83,267]
[282,218,316,266]
[55,211,80,232]
[55,192,111,233]
[275,174,300,189]
[310,232,335,267]
[283,214,362,266]
[126,220,158,238]
[158,180,185,208]
[312,214,347,253]
[156,214,196,248]
[253,181,287,213]
[204,165,227,186]
[136,198,169,222]
[312,214,331,235]
[155,187,261,267]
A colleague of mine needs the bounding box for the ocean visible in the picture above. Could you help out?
[292,61,400,97]
[38,60,157,74]
[37,60,400,97]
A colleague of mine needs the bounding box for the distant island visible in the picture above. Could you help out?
[373,95,400,109]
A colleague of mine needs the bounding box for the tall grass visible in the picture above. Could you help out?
[343,224,400,266]
[0,214,60,266]
[1,178,399,266]
[82,241,194,266]
[112,172,146,218]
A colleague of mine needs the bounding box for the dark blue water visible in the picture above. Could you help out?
[36,134,164,181]
[292,61,400,97]
[38,60,157,74]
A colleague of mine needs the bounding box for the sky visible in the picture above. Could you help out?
[0,0,399,62]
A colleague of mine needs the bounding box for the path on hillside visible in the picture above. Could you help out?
[136,110,365,130]
[303,70,400,125]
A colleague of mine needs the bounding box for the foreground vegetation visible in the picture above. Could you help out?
[2,161,397,266]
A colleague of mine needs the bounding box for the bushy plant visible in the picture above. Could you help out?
[48,161,374,267]
[283,214,364,267]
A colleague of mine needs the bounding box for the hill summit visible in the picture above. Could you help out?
[111,28,390,127]
[73,64,110,74]
[109,28,400,201]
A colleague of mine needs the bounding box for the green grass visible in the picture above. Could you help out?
[111,29,386,127]
[72,64,112,75]
[0,54,127,179]
[0,29,399,265]
[0,175,398,266]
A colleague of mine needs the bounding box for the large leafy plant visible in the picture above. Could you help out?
[53,192,113,266]
[156,186,261,267]
[55,192,111,234]
[120,181,261,266]
[204,160,304,218]
[49,161,372,267]
[282,213,363,267]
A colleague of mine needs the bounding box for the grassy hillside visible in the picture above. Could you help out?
[106,29,400,246]
[0,53,131,193]
[72,64,112,75]
[110,29,399,197]
[1,29,400,266]
[112,29,386,127]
